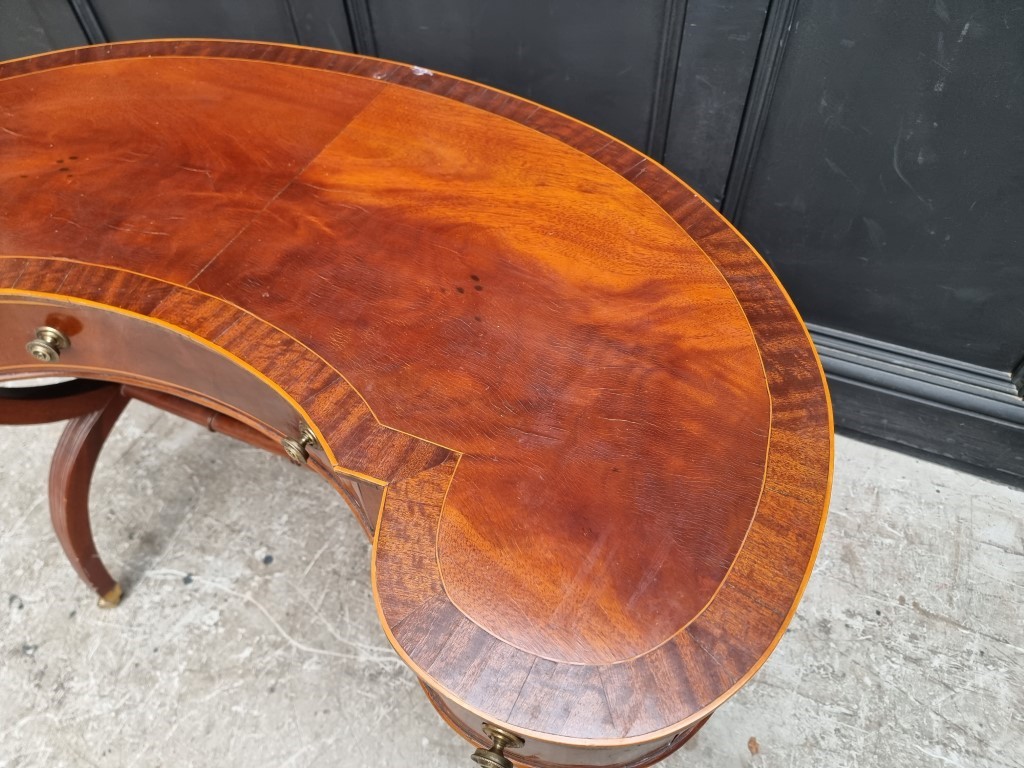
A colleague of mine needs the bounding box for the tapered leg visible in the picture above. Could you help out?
[48,389,130,606]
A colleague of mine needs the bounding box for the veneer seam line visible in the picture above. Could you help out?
[0,260,460,455]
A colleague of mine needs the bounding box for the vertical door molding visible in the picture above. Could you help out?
[66,0,108,44]
[343,0,378,55]
[721,0,801,222]
[645,0,689,160]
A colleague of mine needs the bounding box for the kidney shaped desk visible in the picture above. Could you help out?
[0,41,832,768]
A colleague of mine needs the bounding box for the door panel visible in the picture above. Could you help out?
[732,0,1024,371]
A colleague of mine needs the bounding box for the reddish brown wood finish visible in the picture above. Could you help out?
[425,683,713,768]
[121,384,384,536]
[47,386,128,603]
[0,379,118,424]
[121,384,291,457]
[0,41,832,765]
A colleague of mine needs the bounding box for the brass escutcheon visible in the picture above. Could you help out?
[281,425,318,465]
[471,723,525,768]
[25,326,70,363]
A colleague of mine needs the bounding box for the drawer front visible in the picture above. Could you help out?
[423,683,696,768]
[1,296,311,453]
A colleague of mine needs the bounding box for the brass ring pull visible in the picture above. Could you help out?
[471,723,525,768]
[281,425,318,465]
[26,326,70,363]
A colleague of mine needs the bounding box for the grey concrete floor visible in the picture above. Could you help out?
[0,400,1021,768]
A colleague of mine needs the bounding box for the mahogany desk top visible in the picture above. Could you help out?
[0,41,832,767]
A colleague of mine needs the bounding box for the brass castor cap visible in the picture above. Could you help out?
[98,583,123,609]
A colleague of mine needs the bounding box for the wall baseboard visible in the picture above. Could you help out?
[808,324,1024,488]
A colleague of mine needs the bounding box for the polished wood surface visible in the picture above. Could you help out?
[48,385,128,606]
[0,378,116,424]
[0,41,832,765]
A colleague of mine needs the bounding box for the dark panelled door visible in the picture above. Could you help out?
[733,0,1024,370]
[724,0,1024,483]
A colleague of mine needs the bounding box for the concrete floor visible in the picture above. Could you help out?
[0,400,1021,768]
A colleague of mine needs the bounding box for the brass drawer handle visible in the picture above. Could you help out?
[26,326,70,363]
[471,724,525,768]
[281,425,318,465]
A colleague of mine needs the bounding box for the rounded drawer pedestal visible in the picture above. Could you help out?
[422,682,709,768]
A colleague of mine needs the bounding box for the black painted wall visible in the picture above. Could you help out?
[1,0,1022,483]
[1,0,87,57]
[664,0,769,207]
[725,0,1024,484]
[362,0,688,153]
[733,1,1024,371]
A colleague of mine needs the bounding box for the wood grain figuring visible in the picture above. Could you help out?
[424,683,712,768]
[0,41,832,763]
[0,56,383,282]
[190,80,772,664]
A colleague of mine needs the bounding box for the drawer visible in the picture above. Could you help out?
[0,296,312,454]
[422,683,696,768]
